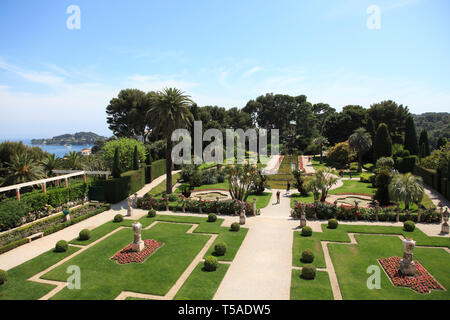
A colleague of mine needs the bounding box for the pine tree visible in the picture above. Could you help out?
[111,147,121,178]
[418,129,430,157]
[374,123,392,161]
[404,116,419,155]
[133,145,139,170]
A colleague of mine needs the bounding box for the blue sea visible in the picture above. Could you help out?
[0,139,92,159]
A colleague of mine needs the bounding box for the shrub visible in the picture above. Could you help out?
[113,214,123,223]
[301,265,316,280]
[148,209,156,217]
[301,226,312,237]
[301,249,314,263]
[328,218,339,229]
[0,269,7,285]
[214,242,227,256]
[168,193,178,202]
[55,240,68,252]
[230,222,240,232]
[404,220,415,232]
[208,213,217,222]
[78,229,91,241]
[204,256,219,271]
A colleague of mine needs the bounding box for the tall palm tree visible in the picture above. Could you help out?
[388,173,424,210]
[348,128,372,172]
[313,136,328,164]
[305,168,338,202]
[148,88,194,194]
[67,151,80,170]
[41,153,57,177]
[2,151,44,186]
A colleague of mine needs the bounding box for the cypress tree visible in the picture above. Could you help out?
[111,147,121,178]
[133,145,139,170]
[366,117,376,140]
[418,129,430,157]
[436,136,447,150]
[374,123,392,161]
[404,116,419,155]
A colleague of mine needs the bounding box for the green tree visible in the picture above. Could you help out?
[418,129,430,157]
[327,141,353,168]
[312,136,328,164]
[66,151,80,170]
[368,100,410,144]
[436,136,447,150]
[224,164,259,201]
[305,168,338,202]
[103,138,146,172]
[111,147,121,179]
[292,169,308,196]
[348,128,372,172]
[388,173,424,210]
[148,88,194,194]
[41,153,57,177]
[133,145,139,170]
[2,152,44,186]
[374,123,392,161]
[404,116,419,155]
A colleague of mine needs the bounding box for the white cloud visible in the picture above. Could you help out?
[242,66,261,78]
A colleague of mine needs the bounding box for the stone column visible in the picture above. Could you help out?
[441,208,449,234]
[396,204,400,222]
[16,188,20,201]
[400,238,416,276]
[131,221,144,252]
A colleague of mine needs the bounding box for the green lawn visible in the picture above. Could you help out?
[290,269,333,300]
[150,172,181,196]
[329,180,376,195]
[1,214,248,300]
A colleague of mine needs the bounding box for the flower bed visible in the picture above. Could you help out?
[378,256,445,294]
[111,239,163,264]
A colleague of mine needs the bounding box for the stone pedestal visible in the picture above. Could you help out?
[239,211,246,225]
[132,221,144,252]
[400,238,416,276]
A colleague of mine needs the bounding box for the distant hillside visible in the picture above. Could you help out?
[413,112,450,150]
[31,132,108,146]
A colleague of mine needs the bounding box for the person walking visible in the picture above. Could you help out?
[276,190,280,204]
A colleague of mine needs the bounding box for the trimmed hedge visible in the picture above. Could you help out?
[301,226,312,237]
[55,240,68,252]
[204,256,219,271]
[113,214,123,223]
[214,242,227,256]
[230,222,240,232]
[151,159,166,182]
[0,269,7,285]
[395,155,417,173]
[94,168,145,203]
[301,266,316,280]
[404,220,415,232]
[79,229,91,241]
[301,249,314,263]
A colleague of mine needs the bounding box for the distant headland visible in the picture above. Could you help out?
[31,132,108,146]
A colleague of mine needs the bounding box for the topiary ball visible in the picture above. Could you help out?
[328,218,338,229]
[301,265,316,280]
[113,214,123,223]
[55,240,68,252]
[301,249,314,263]
[230,222,240,232]
[301,226,312,237]
[214,242,227,256]
[404,220,415,232]
[0,269,7,285]
[79,229,91,241]
[148,209,156,217]
[208,213,217,222]
[204,256,219,271]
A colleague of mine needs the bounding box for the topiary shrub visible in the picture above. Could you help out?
[55,240,68,252]
[301,249,314,263]
[404,220,415,232]
[113,214,123,223]
[148,209,156,217]
[0,269,7,285]
[78,229,91,241]
[214,242,227,256]
[230,222,240,232]
[328,218,338,229]
[208,213,217,222]
[204,256,219,271]
[301,226,312,237]
[301,265,316,280]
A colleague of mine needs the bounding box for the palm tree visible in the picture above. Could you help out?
[148,88,194,194]
[348,128,372,172]
[2,151,44,186]
[388,173,424,210]
[313,136,328,164]
[41,153,57,177]
[305,168,338,202]
[66,151,80,170]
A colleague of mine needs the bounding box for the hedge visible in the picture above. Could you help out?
[395,155,417,173]
[0,203,110,254]
[93,168,145,203]
[151,159,166,181]
[413,165,450,201]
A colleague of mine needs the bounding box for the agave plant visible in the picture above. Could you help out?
[388,173,424,210]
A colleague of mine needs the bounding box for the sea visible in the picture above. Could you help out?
[0,139,92,159]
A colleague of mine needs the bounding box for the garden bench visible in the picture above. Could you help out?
[27,232,44,243]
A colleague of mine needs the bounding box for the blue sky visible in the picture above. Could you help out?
[0,0,449,139]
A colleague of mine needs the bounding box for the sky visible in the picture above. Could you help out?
[0,0,449,139]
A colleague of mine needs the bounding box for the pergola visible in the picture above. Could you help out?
[0,170,111,201]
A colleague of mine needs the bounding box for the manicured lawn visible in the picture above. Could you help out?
[0,246,80,300]
[204,228,249,261]
[290,269,333,300]
[174,262,229,300]
[329,180,376,195]
[69,219,134,245]
[247,191,272,210]
[292,237,326,268]
[150,172,181,196]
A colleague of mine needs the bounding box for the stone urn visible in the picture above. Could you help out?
[400,238,416,276]
[131,221,144,252]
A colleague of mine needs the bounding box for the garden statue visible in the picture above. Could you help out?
[441,208,449,234]
[400,238,416,276]
[239,209,246,225]
[131,221,144,252]
[127,197,132,216]
[299,203,307,228]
